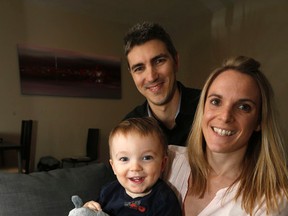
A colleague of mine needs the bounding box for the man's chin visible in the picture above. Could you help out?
[149,98,168,106]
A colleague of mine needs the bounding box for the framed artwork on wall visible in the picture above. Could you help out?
[17,44,121,99]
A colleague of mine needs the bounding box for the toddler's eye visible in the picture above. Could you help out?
[143,155,153,161]
[119,157,129,162]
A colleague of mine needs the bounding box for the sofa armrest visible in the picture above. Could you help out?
[0,163,115,216]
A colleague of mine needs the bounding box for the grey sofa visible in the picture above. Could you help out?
[0,162,115,216]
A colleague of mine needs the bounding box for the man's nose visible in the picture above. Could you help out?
[146,65,158,82]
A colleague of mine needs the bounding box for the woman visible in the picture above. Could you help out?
[165,56,288,215]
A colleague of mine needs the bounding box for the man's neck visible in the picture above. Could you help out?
[148,88,181,129]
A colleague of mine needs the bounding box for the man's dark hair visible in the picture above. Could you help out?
[124,21,177,61]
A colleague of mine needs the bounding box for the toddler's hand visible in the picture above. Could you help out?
[84,201,102,212]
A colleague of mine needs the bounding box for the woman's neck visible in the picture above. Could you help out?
[207,148,246,179]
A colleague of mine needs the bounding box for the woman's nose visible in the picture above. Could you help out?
[219,106,234,123]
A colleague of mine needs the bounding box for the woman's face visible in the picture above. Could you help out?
[202,70,261,154]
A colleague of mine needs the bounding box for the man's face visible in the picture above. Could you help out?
[127,39,178,106]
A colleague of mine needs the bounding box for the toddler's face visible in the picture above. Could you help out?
[109,132,167,198]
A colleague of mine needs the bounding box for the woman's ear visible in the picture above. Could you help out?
[255,113,262,132]
[255,123,261,132]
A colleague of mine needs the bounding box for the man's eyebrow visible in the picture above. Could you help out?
[130,63,144,71]
[151,53,168,62]
[130,53,169,71]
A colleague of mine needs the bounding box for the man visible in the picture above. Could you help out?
[123,22,201,146]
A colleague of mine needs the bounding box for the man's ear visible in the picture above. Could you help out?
[175,54,179,69]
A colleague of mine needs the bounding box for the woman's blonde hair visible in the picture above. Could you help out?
[187,56,288,215]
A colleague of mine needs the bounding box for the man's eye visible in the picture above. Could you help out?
[154,57,166,66]
[119,157,129,162]
[239,104,252,112]
[132,66,144,73]
[143,155,153,161]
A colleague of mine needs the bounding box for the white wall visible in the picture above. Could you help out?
[0,0,287,169]
[0,0,210,168]
[208,0,288,142]
[0,1,144,168]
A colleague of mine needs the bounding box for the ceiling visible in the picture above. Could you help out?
[27,0,237,26]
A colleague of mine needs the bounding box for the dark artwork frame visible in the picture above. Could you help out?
[17,44,121,99]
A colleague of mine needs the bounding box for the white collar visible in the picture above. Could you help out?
[147,89,182,120]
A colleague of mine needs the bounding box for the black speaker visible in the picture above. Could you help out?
[20,120,33,173]
[20,120,33,160]
[86,128,99,161]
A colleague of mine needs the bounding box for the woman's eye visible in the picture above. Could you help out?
[143,155,153,161]
[119,157,129,162]
[210,98,220,106]
[239,104,252,112]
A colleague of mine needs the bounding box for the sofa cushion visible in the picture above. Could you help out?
[0,162,115,216]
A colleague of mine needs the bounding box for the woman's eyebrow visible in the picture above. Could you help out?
[207,93,257,105]
[237,98,258,105]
